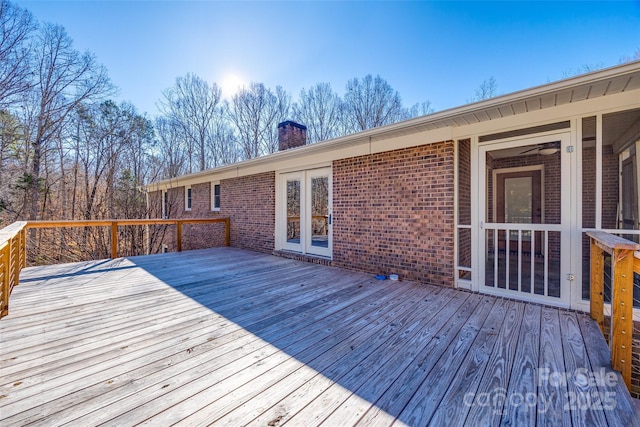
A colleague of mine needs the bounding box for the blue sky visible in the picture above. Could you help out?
[14,1,640,117]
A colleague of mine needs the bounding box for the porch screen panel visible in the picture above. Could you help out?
[483,137,563,301]
[457,139,471,278]
[582,116,597,299]
[582,116,597,229]
[598,109,640,307]
[601,143,619,230]
[458,139,471,226]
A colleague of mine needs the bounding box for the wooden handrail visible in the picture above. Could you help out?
[26,218,230,259]
[0,222,28,319]
[25,218,229,228]
[588,231,640,391]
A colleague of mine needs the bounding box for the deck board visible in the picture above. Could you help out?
[462,299,525,426]
[392,294,497,426]
[536,306,571,426]
[0,247,637,426]
[560,310,609,426]
[499,303,541,426]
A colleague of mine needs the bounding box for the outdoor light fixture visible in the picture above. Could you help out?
[538,147,559,156]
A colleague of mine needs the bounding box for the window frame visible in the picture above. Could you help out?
[211,182,221,211]
[162,190,168,219]
[185,186,192,212]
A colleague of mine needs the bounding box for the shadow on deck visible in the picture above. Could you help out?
[0,247,638,426]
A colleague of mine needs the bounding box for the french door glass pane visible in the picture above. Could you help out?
[311,176,329,248]
[286,179,301,244]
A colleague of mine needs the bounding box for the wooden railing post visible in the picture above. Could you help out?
[176,221,183,252]
[20,227,26,269]
[225,218,230,246]
[587,231,639,392]
[590,238,605,333]
[0,221,28,319]
[611,248,634,390]
[1,243,8,317]
[10,235,18,290]
[111,222,118,259]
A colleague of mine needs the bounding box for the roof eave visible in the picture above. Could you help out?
[148,60,640,189]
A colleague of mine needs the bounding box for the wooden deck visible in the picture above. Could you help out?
[0,247,638,426]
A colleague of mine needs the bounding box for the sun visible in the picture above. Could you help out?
[220,73,245,98]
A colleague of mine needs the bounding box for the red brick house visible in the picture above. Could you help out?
[148,61,640,313]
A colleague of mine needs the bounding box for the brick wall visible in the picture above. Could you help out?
[332,141,455,287]
[181,182,226,250]
[221,171,275,253]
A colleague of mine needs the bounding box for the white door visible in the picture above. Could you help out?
[476,133,574,307]
[280,168,332,257]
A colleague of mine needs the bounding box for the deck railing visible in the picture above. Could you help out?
[0,218,230,319]
[588,231,640,391]
[0,222,28,318]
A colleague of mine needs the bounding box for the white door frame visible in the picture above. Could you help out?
[279,171,304,253]
[473,132,575,308]
[276,167,332,258]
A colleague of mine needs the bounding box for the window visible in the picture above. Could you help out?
[185,187,192,211]
[162,190,168,218]
[212,182,221,211]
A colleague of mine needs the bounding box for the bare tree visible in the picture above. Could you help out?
[560,64,604,79]
[75,101,128,220]
[405,100,434,119]
[0,109,24,218]
[207,116,240,167]
[619,49,640,64]
[158,73,222,172]
[153,116,188,179]
[227,82,290,159]
[472,77,498,102]
[343,74,404,133]
[25,23,112,220]
[293,82,343,144]
[263,85,291,153]
[0,0,35,108]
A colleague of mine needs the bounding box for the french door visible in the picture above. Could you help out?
[280,167,332,257]
[477,133,574,307]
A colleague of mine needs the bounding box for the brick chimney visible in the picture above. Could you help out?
[278,121,307,151]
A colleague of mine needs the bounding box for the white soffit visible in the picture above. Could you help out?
[413,61,640,132]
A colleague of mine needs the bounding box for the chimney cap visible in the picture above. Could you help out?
[278,120,307,130]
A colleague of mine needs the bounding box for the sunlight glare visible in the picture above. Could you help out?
[221,73,245,98]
